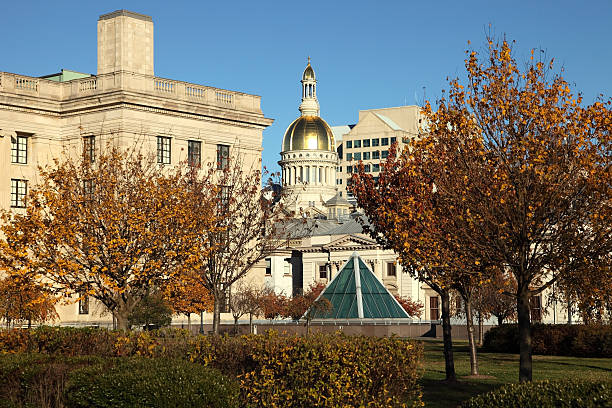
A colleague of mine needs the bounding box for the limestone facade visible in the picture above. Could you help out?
[0,10,273,326]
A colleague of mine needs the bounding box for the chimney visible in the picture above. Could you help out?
[97,10,154,76]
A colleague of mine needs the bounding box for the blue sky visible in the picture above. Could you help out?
[1,1,610,172]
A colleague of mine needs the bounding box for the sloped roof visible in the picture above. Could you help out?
[308,252,409,319]
[324,192,351,207]
[374,113,403,131]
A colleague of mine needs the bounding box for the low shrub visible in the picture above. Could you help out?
[483,324,612,357]
[64,358,239,408]
[0,326,192,358]
[189,331,423,408]
[0,353,102,408]
[461,380,612,408]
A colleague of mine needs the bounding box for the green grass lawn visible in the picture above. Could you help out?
[420,339,612,408]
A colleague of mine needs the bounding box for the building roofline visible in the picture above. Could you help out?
[99,10,152,22]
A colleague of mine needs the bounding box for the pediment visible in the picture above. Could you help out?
[323,234,379,250]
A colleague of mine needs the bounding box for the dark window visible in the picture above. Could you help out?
[338,153,343,160]
[11,134,27,164]
[346,153,352,161]
[79,294,89,314]
[373,176,379,183]
[346,140,352,148]
[363,152,370,160]
[381,138,389,146]
[265,258,272,276]
[373,151,380,159]
[372,138,380,147]
[363,139,370,147]
[10,179,27,208]
[391,137,397,145]
[157,136,171,164]
[373,163,380,172]
[387,262,397,277]
[530,295,542,322]
[83,135,95,163]
[430,297,440,320]
[353,152,361,161]
[382,150,389,159]
[217,144,230,170]
[219,185,231,210]
[188,140,201,167]
[354,140,361,148]
[347,166,353,173]
[319,264,328,279]
[364,164,371,172]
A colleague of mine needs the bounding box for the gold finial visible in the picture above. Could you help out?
[307,56,311,65]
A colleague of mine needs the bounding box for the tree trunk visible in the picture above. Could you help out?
[187,314,191,334]
[478,311,484,346]
[27,318,32,329]
[306,318,311,335]
[234,316,239,325]
[114,309,130,331]
[440,290,456,382]
[464,296,479,375]
[199,311,204,334]
[249,313,253,334]
[212,293,221,335]
[517,287,532,382]
[497,315,504,326]
[567,299,573,324]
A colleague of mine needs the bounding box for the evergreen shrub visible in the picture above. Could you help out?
[461,380,612,408]
[64,357,239,408]
[483,324,612,357]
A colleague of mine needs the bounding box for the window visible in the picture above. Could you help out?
[363,139,370,147]
[10,179,27,208]
[216,144,230,170]
[11,134,27,164]
[373,176,379,183]
[382,150,389,159]
[373,151,380,160]
[265,258,272,276]
[157,136,171,164]
[372,138,380,147]
[346,140,352,149]
[337,166,342,172]
[391,137,397,145]
[347,166,353,173]
[219,185,231,210]
[337,179,343,184]
[430,296,440,320]
[83,135,95,163]
[338,153,343,160]
[381,137,389,146]
[387,262,397,277]
[346,153,352,161]
[373,163,380,172]
[319,264,328,280]
[530,295,542,322]
[363,152,370,160]
[354,140,361,148]
[353,152,361,161]
[364,164,371,172]
[79,294,89,315]
[188,140,201,167]
[83,179,95,199]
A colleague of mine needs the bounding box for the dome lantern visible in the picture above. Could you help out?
[299,57,319,117]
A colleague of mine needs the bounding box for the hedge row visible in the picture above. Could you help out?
[483,324,612,357]
[0,354,237,408]
[461,380,612,408]
[189,332,424,408]
[0,326,192,358]
[0,327,424,407]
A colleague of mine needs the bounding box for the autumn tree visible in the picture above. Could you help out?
[472,269,517,326]
[420,37,612,382]
[393,295,424,318]
[0,275,58,328]
[128,291,173,330]
[164,270,214,333]
[0,145,214,331]
[352,144,484,381]
[228,282,269,333]
[180,157,297,334]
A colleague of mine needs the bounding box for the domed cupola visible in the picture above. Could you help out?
[278,58,339,211]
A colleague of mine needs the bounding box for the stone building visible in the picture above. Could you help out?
[0,10,273,326]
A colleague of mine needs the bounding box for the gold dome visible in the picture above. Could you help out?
[302,64,315,80]
[282,115,335,152]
